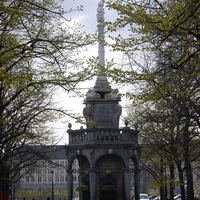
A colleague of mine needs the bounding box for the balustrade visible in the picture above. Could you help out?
[68,128,138,145]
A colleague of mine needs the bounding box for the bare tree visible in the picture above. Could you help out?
[0,0,95,199]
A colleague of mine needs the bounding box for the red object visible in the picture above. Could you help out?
[5,193,9,200]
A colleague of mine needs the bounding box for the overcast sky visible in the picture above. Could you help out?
[50,0,128,144]
[63,0,118,33]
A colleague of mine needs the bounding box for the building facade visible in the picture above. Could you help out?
[15,146,79,200]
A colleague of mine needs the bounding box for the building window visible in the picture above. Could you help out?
[60,168,64,174]
[55,175,59,182]
[38,176,42,182]
[38,169,42,174]
[26,176,29,182]
[48,162,52,167]
[197,175,200,181]
[43,161,47,167]
[43,176,47,182]
[60,161,64,166]
[55,168,59,174]
[48,176,52,182]
[55,161,59,166]
[25,168,34,175]
[60,176,65,182]
[37,161,43,166]
[43,169,47,174]
[31,177,34,182]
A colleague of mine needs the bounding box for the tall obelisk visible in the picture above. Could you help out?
[83,0,121,129]
[97,0,105,67]
[93,0,111,94]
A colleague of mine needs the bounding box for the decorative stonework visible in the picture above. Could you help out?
[85,89,101,99]
[97,0,104,22]
[66,2,140,200]
[67,128,138,145]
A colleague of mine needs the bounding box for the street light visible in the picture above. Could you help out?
[51,170,54,200]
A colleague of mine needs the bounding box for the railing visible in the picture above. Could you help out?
[67,128,138,146]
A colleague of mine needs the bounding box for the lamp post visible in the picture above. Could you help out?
[51,170,54,200]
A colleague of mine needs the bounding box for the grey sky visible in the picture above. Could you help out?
[51,0,127,144]
[63,0,118,34]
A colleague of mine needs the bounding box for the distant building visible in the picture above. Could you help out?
[16,145,79,190]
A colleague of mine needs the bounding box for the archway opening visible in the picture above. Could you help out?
[96,154,125,200]
[76,155,90,200]
[100,174,116,200]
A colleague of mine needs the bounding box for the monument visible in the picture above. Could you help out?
[66,1,140,200]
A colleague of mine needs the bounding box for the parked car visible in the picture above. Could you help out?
[149,195,158,200]
[174,194,187,200]
[174,194,181,200]
[140,193,150,200]
[72,197,79,200]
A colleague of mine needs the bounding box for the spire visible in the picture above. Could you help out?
[83,1,122,128]
[97,0,105,67]
[94,0,111,95]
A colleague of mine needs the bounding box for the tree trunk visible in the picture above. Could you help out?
[184,149,194,200]
[160,159,164,200]
[176,162,186,200]
[0,177,2,200]
[160,186,164,200]
[183,118,194,200]
[0,163,10,200]
[169,164,175,200]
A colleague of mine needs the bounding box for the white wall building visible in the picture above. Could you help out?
[18,145,79,190]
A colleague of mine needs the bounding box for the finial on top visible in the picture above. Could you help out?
[68,123,72,129]
[125,120,129,127]
[98,0,104,7]
[97,1,104,26]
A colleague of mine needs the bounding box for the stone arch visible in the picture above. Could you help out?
[66,153,91,200]
[96,153,126,170]
[130,150,140,168]
[67,151,91,175]
[93,151,128,167]
[130,150,140,200]
[75,154,91,200]
[95,154,126,200]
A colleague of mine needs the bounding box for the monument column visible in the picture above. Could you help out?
[66,169,73,200]
[134,167,140,200]
[89,168,96,200]
[124,169,131,200]
[134,150,140,200]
